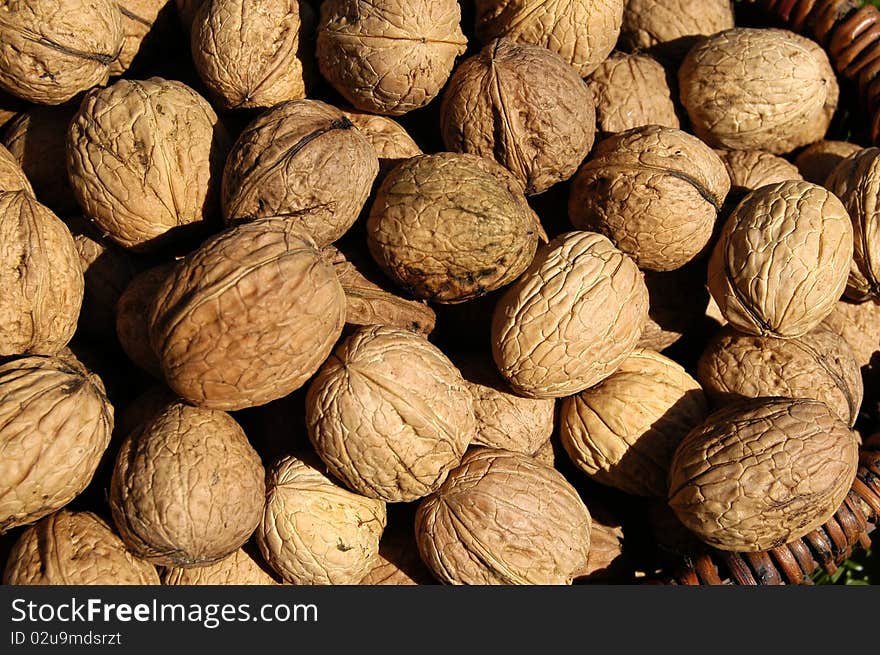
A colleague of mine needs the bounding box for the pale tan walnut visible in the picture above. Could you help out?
[191,0,314,110]
[0,191,84,356]
[0,143,32,194]
[2,105,80,214]
[492,231,649,398]
[560,348,708,497]
[638,264,710,352]
[110,400,265,566]
[475,0,623,77]
[367,152,542,303]
[316,0,467,116]
[0,0,122,105]
[620,0,733,60]
[340,109,421,177]
[577,520,625,582]
[163,547,279,585]
[258,454,387,585]
[568,125,730,272]
[697,325,863,427]
[67,77,230,252]
[306,325,475,503]
[821,299,880,372]
[715,149,803,202]
[587,52,679,135]
[531,438,555,467]
[112,0,176,76]
[679,28,838,155]
[415,447,592,585]
[222,99,378,247]
[668,397,860,552]
[149,218,346,411]
[116,263,175,379]
[826,148,880,301]
[440,39,596,195]
[0,355,113,533]
[323,245,436,335]
[795,140,862,185]
[3,510,159,584]
[707,181,853,338]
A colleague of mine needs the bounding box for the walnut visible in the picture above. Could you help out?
[116,263,175,379]
[415,448,592,585]
[715,149,803,205]
[366,152,542,303]
[587,52,679,135]
[638,264,710,352]
[163,547,279,585]
[340,108,422,177]
[306,325,475,503]
[679,28,839,154]
[110,400,265,566]
[0,143,32,195]
[560,348,708,496]
[492,231,649,398]
[795,140,862,185]
[668,397,860,551]
[148,218,346,411]
[620,0,734,61]
[821,299,880,373]
[698,325,863,427]
[0,0,123,104]
[0,191,83,356]
[569,125,730,272]
[359,521,435,585]
[221,99,378,247]
[3,510,159,584]
[113,0,177,76]
[474,0,623,77]
[440,38,596,195]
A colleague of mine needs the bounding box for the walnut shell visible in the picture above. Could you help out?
[0,355,113,532]
[715,149,803,203]
[340,108,422,176]
[109,400,265,566]
[116,263,175,379]
[0,143,32,195]
[668,397,860,551]
[163,547,279,585]
[560,348,708,496]
[698,325,863,427]
[587,52,679,135]
[359,524,435,585]
[475,0,623,77]
[221,99,378,247]
[306,325,475,503]
[821,299,880,372]
[679,28,839,154]
[620,0,734,61]
[258,454,387,585]
[67,77,230,252]
[0,0,123,105]
[795,140,862,185]
[191,0,314,109]
[576,518,625,581]
[112,0,176,76]
[3,510,159,585]
[316,0,467,115]
[366,152,541,303]
[0,191,84,356]
[149,218,346,411]
[638,264,710,352]
[415,447,592,585]
[492,231,649,398]
[440,39,596,195]
[568,125,730,272]
[707,180,853,338]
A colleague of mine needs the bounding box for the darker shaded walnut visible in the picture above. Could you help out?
[340,109,422,177]
[116,264,175,379]
[715,149,803,205]
[821,299,880,375]
[440,39,596,195]
[0,144,32,195]
[620,0,734,62]
[113,0,177,76]
[795,140,862,185]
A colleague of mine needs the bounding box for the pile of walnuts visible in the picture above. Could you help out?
[0,0,877,586]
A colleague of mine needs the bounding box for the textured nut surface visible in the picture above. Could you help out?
[3,510,159,585]
[568,125,730,271]
[0,0,122,104]
[0,191,84,356]
[492,231,649,398]
[587,52,679,135]
[316,0,467,115]
[222,99,377,247]
[698,325,863,426]
[679,28,838,154]
[359,521,436,585]
[110,400,265,566]
[560,348,708,496]
[577,518,624,580]
[668,397,859,551]
[0,143,32,194]
[415,448,592,585]
[821,299,880,372]
[707,180,853,338]
[795,140,862,185]
[475,0,623,77]
[258,454,386,585]
[112,0,175,76]
[0,355,113,532]
[116,263,174,379]
[440,38,596,195]
[163,547,279,585]
[715,149,803,200]
[340,109,421,176]
[620,0,734,59]
[191,0,313,109]
[149,218,346,411]
[367,152,541,303]
[306,325,475,503]
[67,77,229,252]
[638,265,710,352]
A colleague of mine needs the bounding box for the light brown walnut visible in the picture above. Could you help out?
[715,149,803,203]
[795,140,862,185]
[116,263,175,379]
[340,109,421,177]
[163,547,279,585]
[0,143,32,195]
[821,299,880,373]
[112,0,176,76]
[620,0,734,61]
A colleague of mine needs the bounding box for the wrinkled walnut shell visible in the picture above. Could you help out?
[163,547,279,585]
[821,299,880,373]
[0,143,32,195]
[112,0,177,76]
[715,149,803,204]
[116,263,175,379]
[795,140,862,186]
[620,0,734,61]
[340,109,422,177]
